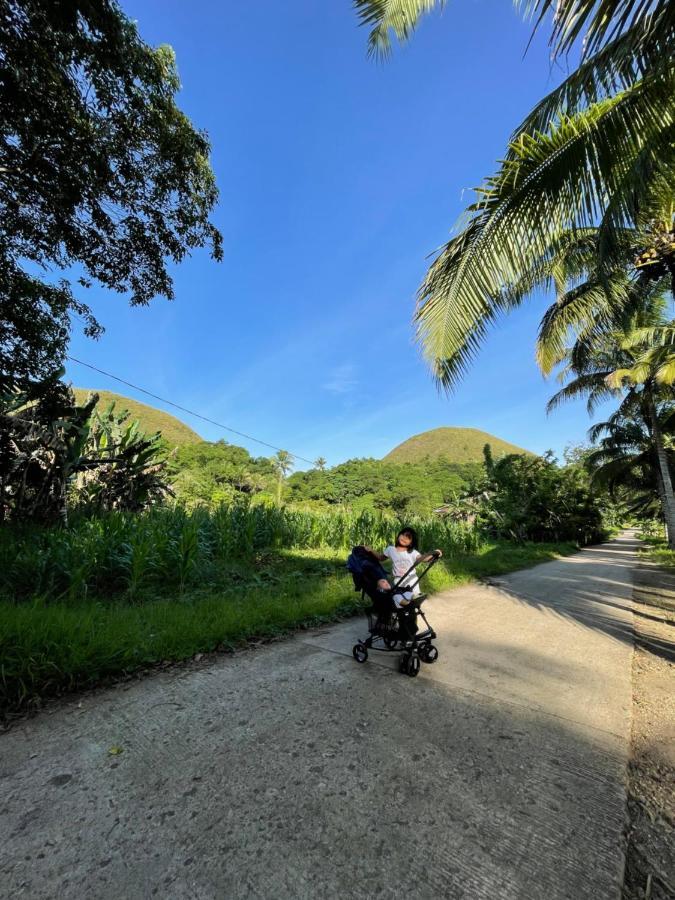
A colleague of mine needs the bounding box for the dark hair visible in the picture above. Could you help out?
[395,527,418,552]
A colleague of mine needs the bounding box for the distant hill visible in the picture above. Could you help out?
[72,389,201,448]
[384,427,532,464]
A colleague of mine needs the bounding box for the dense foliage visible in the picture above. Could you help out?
[0,378,170,523]
[471,450,607,544]
[0,0,222,389]
[286,457,481,516]
[169,441,276,506]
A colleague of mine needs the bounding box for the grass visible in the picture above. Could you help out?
[384,426,533,464]
[0,537,578,718]
[72,388,201,448]
[639,540,675,568]
[636,524,675,568]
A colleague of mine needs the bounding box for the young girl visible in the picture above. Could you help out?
[365,527,442,602]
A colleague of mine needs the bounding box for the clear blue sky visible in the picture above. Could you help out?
[65,0,607,469]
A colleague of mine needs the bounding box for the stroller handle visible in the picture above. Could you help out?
[391,551,441,595]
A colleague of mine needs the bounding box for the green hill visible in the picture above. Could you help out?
[384,427,532,464]
[72,388,202,448]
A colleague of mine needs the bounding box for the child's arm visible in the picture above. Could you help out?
[416,549,443,565]
[362,545,387,562]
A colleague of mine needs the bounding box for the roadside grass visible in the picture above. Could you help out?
[1,541,578,718]
[636,524,675,568]
[640,543,675,568]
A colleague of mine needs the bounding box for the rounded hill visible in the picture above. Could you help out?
[72,389,201,448]
[384,427,532,464]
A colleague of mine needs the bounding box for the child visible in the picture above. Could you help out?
[365,527,442,606]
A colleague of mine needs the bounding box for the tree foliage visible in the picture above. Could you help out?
[168,441,276,507]
[0,0,222,388]
[0,375,170,523]
[445,449,606,543]
[287,456,482,516]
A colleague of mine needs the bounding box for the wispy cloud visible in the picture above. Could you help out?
[322,362,358,395]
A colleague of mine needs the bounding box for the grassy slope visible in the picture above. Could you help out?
[1,541,578,717]
[385,427,533,464]
[73,388,201,448]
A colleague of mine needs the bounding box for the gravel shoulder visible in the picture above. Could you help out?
[622,561,675,900]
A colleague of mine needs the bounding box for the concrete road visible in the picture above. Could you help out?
[1,534,638,899]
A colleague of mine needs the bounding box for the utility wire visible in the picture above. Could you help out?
[66,355,317,465]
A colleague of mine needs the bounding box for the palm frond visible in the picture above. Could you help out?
[353,0,445,58]
[415,79,675,389]
[519,0,674,61]
[546,372,619,413]
[512,8,674,138]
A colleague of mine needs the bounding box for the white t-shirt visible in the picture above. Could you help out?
[384,546,421,594]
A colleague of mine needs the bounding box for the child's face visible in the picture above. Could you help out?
[397,532,412,549]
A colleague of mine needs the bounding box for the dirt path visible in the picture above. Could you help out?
[622,560,675,900]
[1,535,640,899]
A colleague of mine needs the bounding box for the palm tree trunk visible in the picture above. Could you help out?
[646,391,675,548]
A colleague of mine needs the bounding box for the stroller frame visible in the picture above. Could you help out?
[352,553,441,678]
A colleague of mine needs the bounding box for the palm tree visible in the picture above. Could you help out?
[314,456,327,471]
[585,407,675,521]
[549,312,675,545]
[354,0,675,389]
[273,450,293,505]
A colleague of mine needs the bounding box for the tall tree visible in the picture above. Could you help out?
[0,0,223,389]
[586,407,675,521]
[273,450,294,505]
[549,314,675,546]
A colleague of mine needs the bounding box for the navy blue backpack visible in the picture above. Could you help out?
[346,546,388,598]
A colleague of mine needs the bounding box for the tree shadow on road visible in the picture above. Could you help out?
[483,536,675,664]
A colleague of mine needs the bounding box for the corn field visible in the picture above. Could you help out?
[0,502,482,603]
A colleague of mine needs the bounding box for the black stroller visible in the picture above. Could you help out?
[347,546,441,678]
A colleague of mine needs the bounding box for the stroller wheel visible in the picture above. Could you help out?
[420,644,439,664]
[405,654,421,678]
[400,653,420,677]
[353,643,368,663]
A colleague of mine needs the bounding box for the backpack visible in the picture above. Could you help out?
[346,546,387,594]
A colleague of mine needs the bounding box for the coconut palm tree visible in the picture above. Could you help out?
[585,407,675,521]
[314,456,327,471]
[354,0,675,389]
[549,309,675,545]
[273,450,293,505]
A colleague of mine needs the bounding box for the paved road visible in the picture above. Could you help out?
[1,534,638,899]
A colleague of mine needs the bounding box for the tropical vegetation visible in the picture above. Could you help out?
[352,0,675,545]
[0,0,222,392]
[354,0,674,388]
[1,499,579,715]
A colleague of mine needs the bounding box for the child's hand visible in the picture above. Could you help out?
[433,549,443,558]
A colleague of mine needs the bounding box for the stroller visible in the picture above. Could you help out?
[347,546,441,678]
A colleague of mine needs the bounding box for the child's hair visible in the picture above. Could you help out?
[395,527,419,552]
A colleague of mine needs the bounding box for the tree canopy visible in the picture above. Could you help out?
[0,0,223,388]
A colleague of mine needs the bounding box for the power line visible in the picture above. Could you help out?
[66,355,317,465]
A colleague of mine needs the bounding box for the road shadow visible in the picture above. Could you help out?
[485,535,675,664]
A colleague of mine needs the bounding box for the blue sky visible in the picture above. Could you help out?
[65,0,608,469]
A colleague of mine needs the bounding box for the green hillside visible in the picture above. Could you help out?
[384,427,532,464]
[72,389,202,447]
